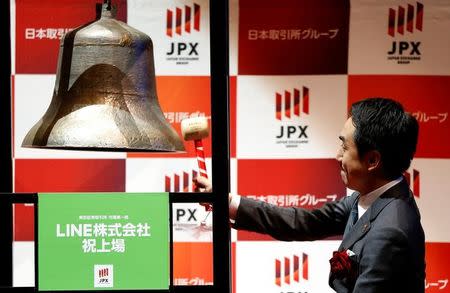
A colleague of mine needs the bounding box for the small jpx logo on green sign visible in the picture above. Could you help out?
[94,265,113,288]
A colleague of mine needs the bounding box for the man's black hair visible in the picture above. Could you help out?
[350,97,419,179]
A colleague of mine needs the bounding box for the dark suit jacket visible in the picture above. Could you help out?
[233,179,425,293]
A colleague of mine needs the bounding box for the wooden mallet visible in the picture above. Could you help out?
[181,117,212,212]
[181,116,210,180]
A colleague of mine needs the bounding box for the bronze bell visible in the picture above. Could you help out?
[22,1,185,152]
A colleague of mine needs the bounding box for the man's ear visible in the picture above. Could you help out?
[365,150,381,171]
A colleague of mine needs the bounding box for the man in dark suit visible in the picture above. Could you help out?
[195,97,425,292]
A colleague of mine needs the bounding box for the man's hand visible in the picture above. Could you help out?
[193,176,239,220]
[193,176,212,192]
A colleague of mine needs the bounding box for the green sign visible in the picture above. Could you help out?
[38,192,169,291]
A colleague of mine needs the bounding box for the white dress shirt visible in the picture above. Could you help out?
[357,177,403,219]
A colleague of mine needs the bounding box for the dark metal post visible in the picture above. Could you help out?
[0,0,13,288]
[0,196,13,288]
[210,0,231,293]
[0,0,12,193]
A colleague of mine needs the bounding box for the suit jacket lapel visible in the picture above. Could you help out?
[339,208,372,251]
[338,178,410,251]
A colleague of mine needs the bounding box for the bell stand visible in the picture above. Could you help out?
[169,0,232,292]
[0,0,231,292]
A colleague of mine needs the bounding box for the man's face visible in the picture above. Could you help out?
[336,117,368,192]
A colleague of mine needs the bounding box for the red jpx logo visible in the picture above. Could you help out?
[99,268,109,278]
[276,87,309,121]
[95,264,113,288]
[388,2,423,37]
[165,170,198,192]
[166,3,200,37]
[275,253,308,287]
[404,168,420,198]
